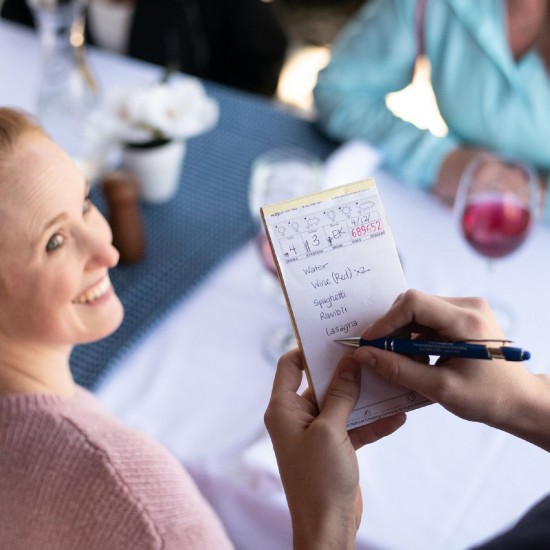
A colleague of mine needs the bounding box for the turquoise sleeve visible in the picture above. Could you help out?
[313,0,459,189]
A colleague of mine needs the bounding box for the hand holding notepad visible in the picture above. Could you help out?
[261,178,431,429]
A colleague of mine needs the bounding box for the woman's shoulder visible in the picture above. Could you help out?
[0,387,202,503]
[0,389,232,548]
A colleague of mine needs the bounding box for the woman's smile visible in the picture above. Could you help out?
[72,275,113,305]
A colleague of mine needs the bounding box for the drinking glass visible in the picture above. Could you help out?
[454,154,538,330]
[248,147,323,362]
[29,0,106,181]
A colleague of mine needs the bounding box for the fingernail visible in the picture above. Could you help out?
[339,358,360,381]
[356,348,377,367]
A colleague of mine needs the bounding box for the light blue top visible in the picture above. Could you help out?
[313,0,550,220]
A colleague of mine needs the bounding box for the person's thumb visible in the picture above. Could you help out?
[320,357,361,428]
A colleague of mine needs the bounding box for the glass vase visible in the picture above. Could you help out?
[29,0,104,180]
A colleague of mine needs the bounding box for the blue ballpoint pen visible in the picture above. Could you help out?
[335,337,531,362]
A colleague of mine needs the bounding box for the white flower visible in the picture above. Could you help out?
[99,77,219,144]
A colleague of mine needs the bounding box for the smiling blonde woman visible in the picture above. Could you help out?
[0,108,232,549]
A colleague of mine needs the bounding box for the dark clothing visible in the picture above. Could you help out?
[473,495,550,549]
[1,0,288,96]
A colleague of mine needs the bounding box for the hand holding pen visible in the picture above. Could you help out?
[336,336,530,362]
[348,291,549,446]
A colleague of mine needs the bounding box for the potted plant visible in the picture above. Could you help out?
[101,77,219,203]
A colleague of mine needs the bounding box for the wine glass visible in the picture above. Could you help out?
[248,147,323,362]
[454,153,538,330]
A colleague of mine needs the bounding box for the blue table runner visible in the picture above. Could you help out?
[70,83,336,389]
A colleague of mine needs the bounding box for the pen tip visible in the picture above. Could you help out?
[523,350,531,360]
[334,337,360,348]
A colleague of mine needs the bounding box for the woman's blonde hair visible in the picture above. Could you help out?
[0,108,45,162]
[0,109,45,293]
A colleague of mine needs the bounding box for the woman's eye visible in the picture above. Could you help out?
[46,233,65,252]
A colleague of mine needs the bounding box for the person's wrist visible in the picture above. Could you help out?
[292,506,357,550]
[489,372,550,451]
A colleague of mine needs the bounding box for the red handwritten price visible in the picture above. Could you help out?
[351,220,382,238]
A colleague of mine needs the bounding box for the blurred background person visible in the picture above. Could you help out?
[313,0,550,221]
[1,0,288,97]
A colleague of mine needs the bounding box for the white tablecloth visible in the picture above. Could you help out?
[2,19,550,549]
[99,166,550,550]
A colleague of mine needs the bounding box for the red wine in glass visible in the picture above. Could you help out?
[461,192,532,259]
[455,155,538,333]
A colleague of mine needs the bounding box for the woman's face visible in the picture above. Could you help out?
[0,134,124,348]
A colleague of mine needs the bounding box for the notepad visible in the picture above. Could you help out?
[261,178,431,429]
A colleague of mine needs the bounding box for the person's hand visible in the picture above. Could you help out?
[354,290,550,451]
[466,154,547,218]
[265,349,405,550]
[434,147,485,206]
[435,148,546,213]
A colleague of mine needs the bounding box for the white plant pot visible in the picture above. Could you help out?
[122,139,186,204]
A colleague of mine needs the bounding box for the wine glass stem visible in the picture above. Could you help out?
[483,260,513,335]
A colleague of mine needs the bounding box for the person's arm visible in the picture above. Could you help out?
[354,289,550,452]
[265,351,405,550]
[313,0,458,189]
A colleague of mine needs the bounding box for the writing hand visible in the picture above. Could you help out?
[355,290,550,451]
[265,349,405,550]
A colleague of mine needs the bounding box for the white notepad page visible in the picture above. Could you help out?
[261,178,431,428]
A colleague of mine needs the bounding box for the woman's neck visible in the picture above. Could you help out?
[507,0,548,60]
[0,343,75,397]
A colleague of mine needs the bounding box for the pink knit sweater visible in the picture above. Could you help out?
[0,387,233,549]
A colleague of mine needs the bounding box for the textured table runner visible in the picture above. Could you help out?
[70,83,335,388]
